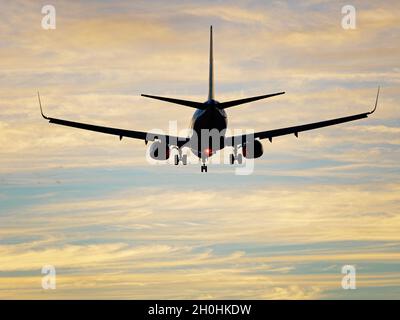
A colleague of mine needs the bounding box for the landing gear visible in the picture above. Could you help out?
[230,154,235,165]
[174,149,188,165]
[230,146,243,164]
[182,154,188,165]
[200,155,208,173]
[237,153,243,164]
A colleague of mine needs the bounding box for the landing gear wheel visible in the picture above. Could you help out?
[174,155,179,165]
[230,152,243,164]
[201,165,208,173]
[182,154,188,165]
[230,154,235,165]
[237,154,243,165]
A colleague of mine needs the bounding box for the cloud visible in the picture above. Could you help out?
[181,5,268,25]
[2,183,400,250]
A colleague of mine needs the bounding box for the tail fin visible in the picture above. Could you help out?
[140,26,215,110]
[208,25,214,101]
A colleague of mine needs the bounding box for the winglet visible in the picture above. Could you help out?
[369,86,380,114]
[38,91,49,120]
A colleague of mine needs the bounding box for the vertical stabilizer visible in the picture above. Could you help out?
[208,26,214,101]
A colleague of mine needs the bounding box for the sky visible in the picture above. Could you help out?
[0,0,399,299]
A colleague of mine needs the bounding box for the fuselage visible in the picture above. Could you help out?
[189,99,227,158]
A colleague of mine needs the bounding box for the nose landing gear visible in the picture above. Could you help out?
[200,155,208,173]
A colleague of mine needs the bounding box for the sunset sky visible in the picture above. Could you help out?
[0,0,399,299]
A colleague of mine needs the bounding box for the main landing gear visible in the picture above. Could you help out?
[174,149,188,165]
[229,146,243,165]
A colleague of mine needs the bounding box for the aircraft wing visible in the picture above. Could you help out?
[226,87,380,145]
[38,93,189,147]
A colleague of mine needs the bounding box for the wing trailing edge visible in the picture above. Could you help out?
[226,86,380,145]
[38,92,189,146]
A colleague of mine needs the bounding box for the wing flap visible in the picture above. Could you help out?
[46,117,189,146]
[255,112,370,141]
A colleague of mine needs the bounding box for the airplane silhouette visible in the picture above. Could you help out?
[39,26,379,173]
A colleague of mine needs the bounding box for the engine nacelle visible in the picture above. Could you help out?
[149,141,170,160]
[242,140,263,159]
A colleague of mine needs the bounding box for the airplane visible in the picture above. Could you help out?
[39,26,380,173]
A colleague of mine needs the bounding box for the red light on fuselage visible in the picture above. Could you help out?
[204,148,212,156]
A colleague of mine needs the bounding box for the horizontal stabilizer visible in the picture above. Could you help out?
[218,91,285,109]
[141,94,205,109]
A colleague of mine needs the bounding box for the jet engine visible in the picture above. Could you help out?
[242,140,263,159]
[149,141,170,160]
